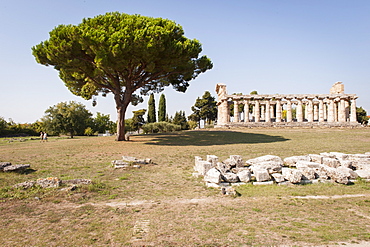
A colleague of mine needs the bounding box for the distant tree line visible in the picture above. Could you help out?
[1,91,368,138]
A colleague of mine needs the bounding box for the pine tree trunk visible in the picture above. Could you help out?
[116,106,126,141]
[114,91,131,141]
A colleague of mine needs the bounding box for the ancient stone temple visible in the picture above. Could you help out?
[215,82,359,127]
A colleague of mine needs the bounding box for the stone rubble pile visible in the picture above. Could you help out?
[14,177,92,190]
[112,156,152,169]
[194,152,370,187]
[0,162,30,172]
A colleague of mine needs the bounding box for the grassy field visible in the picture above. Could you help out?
[0,128,370,246]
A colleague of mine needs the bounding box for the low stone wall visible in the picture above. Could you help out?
[194,152,370,188]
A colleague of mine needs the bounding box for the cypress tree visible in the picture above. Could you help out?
[147,93,156,123]
[158,94,167,122]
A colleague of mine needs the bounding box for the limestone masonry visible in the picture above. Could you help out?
[194,152,370,188]
[215,82,359,127]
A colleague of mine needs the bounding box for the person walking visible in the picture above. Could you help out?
[43,132,48,142]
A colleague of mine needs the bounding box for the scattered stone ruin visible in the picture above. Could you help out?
[0,162,30,172]
[112,156,152,169]
[13,177,92,190]
[194,152,370,189]
[215,82,359,127]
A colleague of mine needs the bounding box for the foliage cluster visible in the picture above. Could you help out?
[0,117,39,137]
[158,94,166,122]
[357,107,369,125]
[188,91,217,126]
[147,94,156,123]
[32,12,212,140]
[40,101,116,138]
[141,122,181,134]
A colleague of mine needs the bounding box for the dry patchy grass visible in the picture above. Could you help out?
[0,128,370,246]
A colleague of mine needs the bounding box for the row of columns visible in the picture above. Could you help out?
[230,97,357,124]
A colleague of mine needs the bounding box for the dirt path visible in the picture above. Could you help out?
[99,193,370,208]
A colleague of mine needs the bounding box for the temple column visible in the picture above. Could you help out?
[296,99,303,122]
[328,99,335,122]
[304,102,308,121]
[217,100,229,125]
[350,97,357,123]
[338,98,346,122]
[334,101,338,122]
[261,105,265,121]
[307,99,314,122]
[276,100,282,122]
[286,100,292,122]
[254,101,260,122]
[323,102,327,121]
[345,100,350,121]
[318,99,324,122]
[244,100,249,122]
[233,101,240,122]
[270,105,275,119]
[314,103,319,121]
[265,99,271,122]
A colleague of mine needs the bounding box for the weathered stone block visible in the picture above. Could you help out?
[3,164,30,172]
[322,165,349,184]
[314,165,329,180]
[246,155,283,166]
[329,152,349,160]
[349,154,370,160]
[282,168,302,183]
[254,169,271,182]
[221,172,239,183]
[237,169,251,183]
[194,160,213,176]
[62,179,92,185]
[284,156,311,167]
[36,177,61,188]
[221,186,238,196]
[354,169,370,179]
[271,173,285,183]
[323,158,341,168]
[0,162,11,171]
[337,166,358,179]
[13,181,35,189]
[206,155,219,166]
[308,154,323,164]
[112,160,129,165]
[229,155,244,167]
[122,156,151,164]
[320,152,336,158]
[296,161,321,168]
[250,161,283,174]
[296,166,316,180]
[204,168,221,184]
[351,162,370,171]
[216,161,230,174]
[339,160,353,169]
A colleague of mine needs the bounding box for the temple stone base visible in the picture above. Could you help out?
[216,122,361,128]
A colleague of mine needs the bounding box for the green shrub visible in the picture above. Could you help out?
[142,122,181,134]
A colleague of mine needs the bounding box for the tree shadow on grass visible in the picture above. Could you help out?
[143,130,289,146]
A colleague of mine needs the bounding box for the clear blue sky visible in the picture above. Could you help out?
[1,0,370,123]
